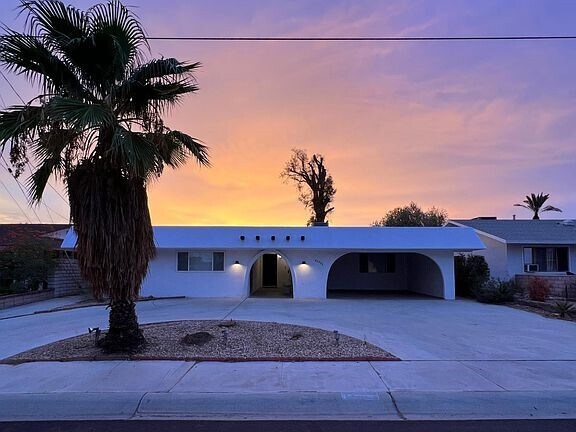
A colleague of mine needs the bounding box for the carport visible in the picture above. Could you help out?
[327,252,444,298]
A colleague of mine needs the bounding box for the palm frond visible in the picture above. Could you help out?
[130,58,200,83]
[0,30,90,98]
[47,97,114,130]
[115,59,200,116]
[20,0,88,43]
[27,152,63,203]
[88,0,148,77]
[542,205,562,213]
[108,126,162,178]
[0,105,45,143]
[164,130,210,167]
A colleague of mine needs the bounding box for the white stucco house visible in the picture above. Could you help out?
[447,218,576,280]
[62,226,484,300]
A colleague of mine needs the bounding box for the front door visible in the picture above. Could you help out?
[262,253,277,287]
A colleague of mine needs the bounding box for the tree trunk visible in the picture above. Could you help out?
[97,300,146,353]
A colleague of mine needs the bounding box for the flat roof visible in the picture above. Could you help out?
[62,226,484,251]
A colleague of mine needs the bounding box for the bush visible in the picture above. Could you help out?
[455,254,490,297]
[528,278,551,302]
[474,278,515,304]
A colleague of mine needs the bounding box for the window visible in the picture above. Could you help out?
[523,247,568,272]
[177,251,225,271]
[359,253,395,273]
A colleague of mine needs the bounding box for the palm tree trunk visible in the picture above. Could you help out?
[98,300,145,352]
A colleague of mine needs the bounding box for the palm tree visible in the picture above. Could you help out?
[514,193,562,220]
[0,0,209,352]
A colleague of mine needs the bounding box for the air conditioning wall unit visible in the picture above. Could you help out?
[524,264,539,272]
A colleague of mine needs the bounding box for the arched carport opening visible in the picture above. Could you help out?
[248,252,294,298]
[327,252,444,298]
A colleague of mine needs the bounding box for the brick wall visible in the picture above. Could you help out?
[515,274,576,300]
[48,258,90,297]
[0,289,54,310]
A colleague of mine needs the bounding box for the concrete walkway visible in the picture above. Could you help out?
[1,296,576,430]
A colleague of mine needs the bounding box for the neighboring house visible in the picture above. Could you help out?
[0,223,70,252]
[0,224,86,298]
[446,218,576,280]
[62,226,483,300]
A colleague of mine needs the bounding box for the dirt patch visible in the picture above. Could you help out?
[507,301,576,322]
[2,320,399,364]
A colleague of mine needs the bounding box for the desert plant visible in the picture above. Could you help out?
[455,254,490,297]
[474,278,515,304]
[553,301,575,318]
[528,278,551,302]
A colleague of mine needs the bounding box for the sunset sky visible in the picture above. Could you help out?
[1,0,576,226]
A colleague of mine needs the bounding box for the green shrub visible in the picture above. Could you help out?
[455,254,490,297]
[528,278,551,302]
[474,278,515,304]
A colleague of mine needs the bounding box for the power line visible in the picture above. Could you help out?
[0,69,25,104]
[0,69,69,206]
[146,35,576,42]
[0,176,32,223]
[0,156,42,223]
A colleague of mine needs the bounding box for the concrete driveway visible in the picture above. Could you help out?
[1,296,576,426]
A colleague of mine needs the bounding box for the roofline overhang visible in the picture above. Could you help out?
[446,220,507,244]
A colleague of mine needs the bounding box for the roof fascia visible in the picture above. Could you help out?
[446,220,507,244]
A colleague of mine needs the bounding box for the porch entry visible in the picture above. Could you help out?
[250,253,293,297]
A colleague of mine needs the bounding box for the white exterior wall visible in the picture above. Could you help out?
[142,248,456,300]
[506,244,576,276]
[468,234,508,279]
[141,249,255,298]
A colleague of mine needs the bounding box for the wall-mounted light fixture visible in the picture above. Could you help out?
[286,235,291,241]
[300,235,305,241]
[271,235,276,241]
[256,235,260,241]
[301,260,307,265]
[240,235,245,241]
[234,260,240,265]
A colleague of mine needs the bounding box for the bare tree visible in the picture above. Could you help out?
[281,149,336,225]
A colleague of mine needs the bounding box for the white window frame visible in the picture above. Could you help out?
[176,251,225,272]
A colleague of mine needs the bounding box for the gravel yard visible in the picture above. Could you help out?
[2,320,399,364]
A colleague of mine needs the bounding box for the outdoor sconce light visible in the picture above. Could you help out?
[234,260,240,265]
[271,235,276,241]
[300,235,305,241]
[256,235,260,241]
[286,235,291,241]
[240,235,245,241]
[301,260,307,265]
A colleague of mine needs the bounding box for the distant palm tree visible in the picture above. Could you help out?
[514,193,562,220]
[0,0,209,352]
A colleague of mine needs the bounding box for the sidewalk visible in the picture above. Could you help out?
[1,297,576,430]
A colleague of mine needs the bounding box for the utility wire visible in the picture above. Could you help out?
[0,155,42,223]
[0,69,69,206]
[0,176,32,223]
[145,35,576,42]
[0,69,25,104]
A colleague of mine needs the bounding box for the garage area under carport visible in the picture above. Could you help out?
[327,252,445,298]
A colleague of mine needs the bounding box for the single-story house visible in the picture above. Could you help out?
[62,226,483,300]
[446,218,576,280]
